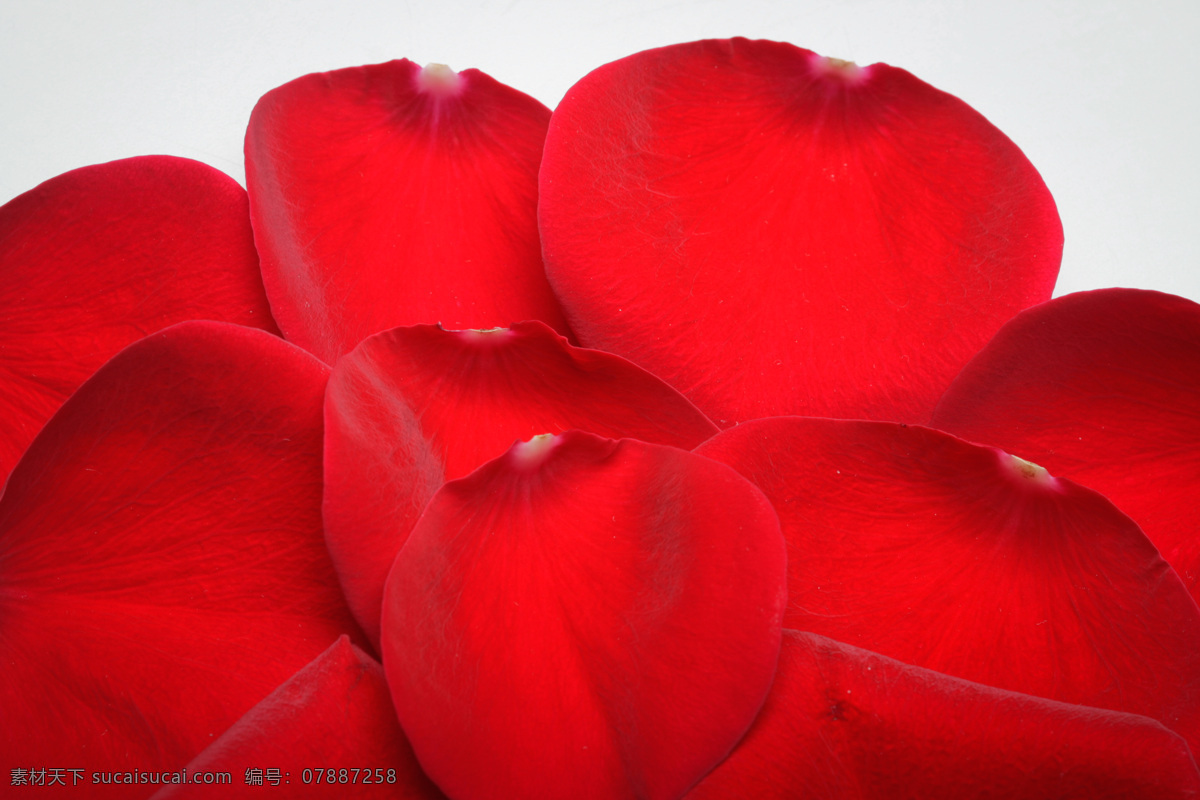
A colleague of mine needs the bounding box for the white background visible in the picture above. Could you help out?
[3,0,1198,302]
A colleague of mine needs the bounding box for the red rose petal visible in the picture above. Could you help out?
[246,59,568,364]
[382,431,786,800]
[0,156,276,483]
[151,636,445,800]
[690,631,1200,799]
[540,38,1061,426]
[695,417,1200,750]
[323,320,718,646]
[0,322,361,791]
[932,288,1200,602]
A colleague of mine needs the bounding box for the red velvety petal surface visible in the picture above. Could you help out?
[0,322,362,794]
[383,431,786,800]
[246,59,568,364]
[151,636,445,800]
[324,320,718,646]
[695,417,1200,751]
[540,38,1061,427]
[0,156,277,484]
[932,288,1200,603]
[689,630,1200,799]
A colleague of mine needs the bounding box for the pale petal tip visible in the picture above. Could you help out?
[811,54,869,84]
[511,433,559,470]
[417,62,465,96]
[456,326,514,344]
[1002,452,1062,490]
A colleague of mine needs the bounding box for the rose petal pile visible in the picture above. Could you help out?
[2,37,1199,798]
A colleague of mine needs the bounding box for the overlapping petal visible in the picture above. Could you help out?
[696,417,1200,751]
[540,37,1062,426]
[0,322,361,793]
[5,38,1195,799]
[0,156,277,483]
[323,320,718,645]
[690,631,1200,799]
[932,288,1200,601]
[383,431,786,800]
[152,636,445,799]
[246,59,568,364]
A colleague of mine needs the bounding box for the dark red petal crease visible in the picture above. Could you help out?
[151,636,446,799]
[383,431,786,800]
[689,630,1200,799]
[932,288,1200,602]
[0,156,277,483]
[695,417,1200,751]
[540,37,1062,426]
[0,322,361,794]
[246,59,568,363]
[324,320,718,645]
